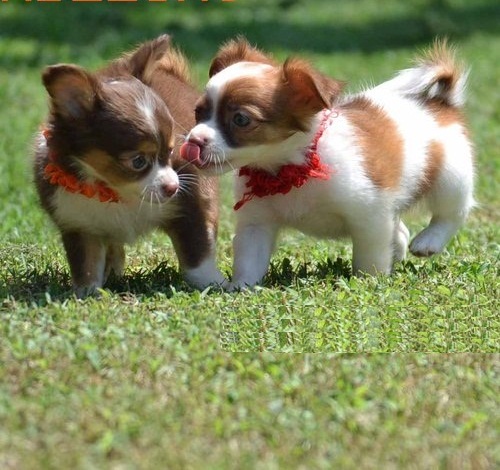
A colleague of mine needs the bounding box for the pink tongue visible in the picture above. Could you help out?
[180,142,201,164]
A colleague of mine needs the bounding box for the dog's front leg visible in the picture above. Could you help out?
[350,216,395,276]
[61,231,107,298]
[229,223,279,290]
[165,211,227,290]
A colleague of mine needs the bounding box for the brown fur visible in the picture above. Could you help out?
[209,36,276,77]
[211,56,344,148]
[416,38,465,105]
[216,72,299,147]
[104,34,191,85]
[341,97,404,189]
[35,36,220,296]
[282,58,344,117]
[415,140,445,198]
[426,98,466,128]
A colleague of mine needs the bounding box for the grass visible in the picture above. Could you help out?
[0,0,499,468]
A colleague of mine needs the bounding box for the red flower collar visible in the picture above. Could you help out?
[42,128,120,203]
[234,109,336,211]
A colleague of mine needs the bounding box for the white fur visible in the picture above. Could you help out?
[136,91,158,136]
[191,63,282,174]
[208,62,274,95]
[188,60,475,289]
[49,158,181,243]
[184,253,228,289]
[52,187,179,244]
[375,65,469,107]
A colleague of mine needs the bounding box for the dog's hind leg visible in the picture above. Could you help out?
[410,138,474,257]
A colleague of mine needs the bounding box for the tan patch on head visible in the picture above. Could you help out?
[217,70,299,147]
[209,37,275,78]
[216,62,343,148]
[342,97,404,189]
[137,140,159,156]
[82,150,126,186]
[82,138,163,186]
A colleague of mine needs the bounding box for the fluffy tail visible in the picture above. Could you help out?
[378,39,468,107]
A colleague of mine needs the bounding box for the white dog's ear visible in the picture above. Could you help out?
[42,64,98,120]
[209,36,274,77]
[282,58,345,114]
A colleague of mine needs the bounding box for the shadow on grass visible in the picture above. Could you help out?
[0,261,189,306]
[264,256,352,288]
[0,0,499,68]
[262,255,451,288]
[1,256,354,305]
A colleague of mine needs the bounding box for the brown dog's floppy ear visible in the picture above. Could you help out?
[209,37,275,77]
[282,58,344,114]
[42,64,98,120]
[126,34,172,80]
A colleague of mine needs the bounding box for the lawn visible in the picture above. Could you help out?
[0,0,499,468]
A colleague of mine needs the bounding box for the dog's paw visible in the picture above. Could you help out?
[184,259,229,290]
[225,280,256,292]
[409,228,446,257]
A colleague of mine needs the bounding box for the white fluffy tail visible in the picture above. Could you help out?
[377,39,468,107]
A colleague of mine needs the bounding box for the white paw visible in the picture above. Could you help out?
[226,280,255,292]
[409,228,446,257]
[184,258,228,290]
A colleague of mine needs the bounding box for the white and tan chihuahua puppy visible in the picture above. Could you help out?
[35,35,226,297]
[181,38,474,289]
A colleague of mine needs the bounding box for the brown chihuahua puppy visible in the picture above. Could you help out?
[34,35,226,297]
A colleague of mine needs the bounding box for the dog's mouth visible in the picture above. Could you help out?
[180,141,204,166]
[180,140,232,175]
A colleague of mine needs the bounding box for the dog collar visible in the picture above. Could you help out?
[42,128,120,203]
[234,109,336,211]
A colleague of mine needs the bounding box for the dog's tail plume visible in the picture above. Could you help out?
[377,39,468,107]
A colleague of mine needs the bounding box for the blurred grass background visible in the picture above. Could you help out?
[0,1,499,468]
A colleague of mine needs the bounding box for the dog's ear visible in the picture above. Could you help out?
[126,34,172,81]
[42,64,98,120]
[209,37,274,77]
[282,58,344,115]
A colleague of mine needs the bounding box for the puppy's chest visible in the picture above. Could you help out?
[51,189,176,243]
[266,186,348,238]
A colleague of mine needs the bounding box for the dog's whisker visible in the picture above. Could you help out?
[138,193,146,214]
[179,173,199,182]
[175,160,196,174]
[149,191,154,215]
[172,119,189,135]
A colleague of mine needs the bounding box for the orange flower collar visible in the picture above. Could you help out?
[42,128,120,203]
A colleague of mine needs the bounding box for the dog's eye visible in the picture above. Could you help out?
[195,106,203,122]
[232,112,251,128]
[195,104,211,123]
[131,154,148,171]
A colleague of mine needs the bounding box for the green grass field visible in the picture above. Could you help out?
[1,0,499,468]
